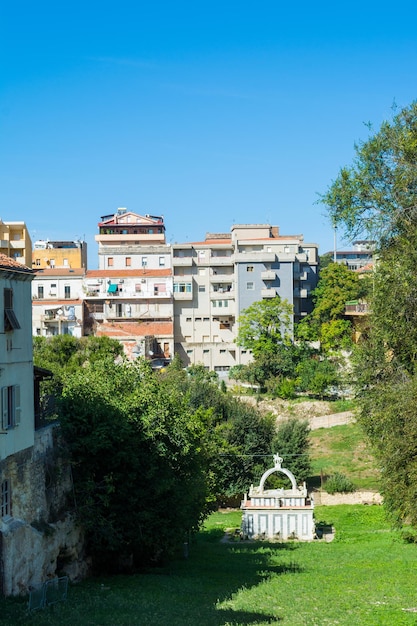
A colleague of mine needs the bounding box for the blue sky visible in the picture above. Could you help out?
[1,1,417,268]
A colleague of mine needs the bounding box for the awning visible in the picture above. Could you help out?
[107,284,118,293]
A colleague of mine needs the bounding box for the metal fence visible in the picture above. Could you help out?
[28,576,69,612]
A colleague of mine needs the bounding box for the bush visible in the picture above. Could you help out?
[324,472,355,494]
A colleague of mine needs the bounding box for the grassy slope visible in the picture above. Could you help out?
[309,421,380,491]
[2,507,417,626]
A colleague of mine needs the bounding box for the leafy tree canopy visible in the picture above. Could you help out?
[321,101,417,530]
[236,296,293,359]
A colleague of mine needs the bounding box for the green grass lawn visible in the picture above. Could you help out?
[309,422,380,491]
[2,506,417,625]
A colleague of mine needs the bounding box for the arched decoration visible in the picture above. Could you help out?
[259,454,297,492]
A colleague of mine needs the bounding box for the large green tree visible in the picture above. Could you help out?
[59,358,213,570]
[236,296,293,359]
[322,101,417,529]
[296,262,368,351]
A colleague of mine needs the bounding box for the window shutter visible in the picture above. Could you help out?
[14,386,21,426]
[1,387,8,430]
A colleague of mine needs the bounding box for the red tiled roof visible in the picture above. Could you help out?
[34,268,85,277]
[0,254,33,273]
[95,321,173,338]
[32,299,83,306]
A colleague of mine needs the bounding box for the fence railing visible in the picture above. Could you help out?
[28,576,69,612]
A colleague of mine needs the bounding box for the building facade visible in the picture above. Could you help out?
[173,224,318,372]
[32,239,87,270]
[0,220,32,267]
[32,268,85,338]
[89,208,174,360]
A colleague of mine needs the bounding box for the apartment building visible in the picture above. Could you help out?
[87,208,174,359]
[32,268,85,337]
[173,224,318,372]
[32,239,87,270]
[0,219,32,267]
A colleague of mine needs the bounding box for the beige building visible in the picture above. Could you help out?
[0,219,32,267]
[173,224,318,373]
[32,239,87,270]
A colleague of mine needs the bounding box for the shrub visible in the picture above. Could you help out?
[324,472,355,494]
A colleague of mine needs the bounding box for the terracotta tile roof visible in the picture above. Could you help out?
[86,269,172,278]
[34,268,85,277]
[0,254,33,273]
[96,321,173,338]
[32,299,83,307]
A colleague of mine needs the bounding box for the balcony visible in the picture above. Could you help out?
[261,270,276,281]
[234,251,276,263]
[345,301,370,315]
[209,255,234,266]
[172,256,194,266]
[210,289,234,300]
[261,288,277,298]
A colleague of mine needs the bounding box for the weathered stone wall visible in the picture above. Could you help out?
[0,425,87,596]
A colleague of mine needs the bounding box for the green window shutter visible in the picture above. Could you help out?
[13,386,21,426]
[1,387,8,429]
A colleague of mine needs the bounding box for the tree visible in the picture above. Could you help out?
[236,296,293,359]
[321,101,417,529]
[296,262,368,350]
[322,102,417,246]
[59,358,213,570]
[271,418,311,482]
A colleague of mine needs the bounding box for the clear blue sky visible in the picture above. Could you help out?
[1,1,417,268]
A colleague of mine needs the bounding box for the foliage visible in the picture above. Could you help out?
[296,262,368,350]
[322,101,417,245]
[235,296,293,358]
[271,418,311,482]
[321,101,417,530]
[324,472,356,494]
[59,358,213,569]
[296,356,340,398]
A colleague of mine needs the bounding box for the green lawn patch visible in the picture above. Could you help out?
[2,506,417,625]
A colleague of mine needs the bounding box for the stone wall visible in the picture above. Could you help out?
[0,425,87,596]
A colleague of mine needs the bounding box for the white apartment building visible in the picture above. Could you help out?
[173,224,318,372]
[88,208,174,359]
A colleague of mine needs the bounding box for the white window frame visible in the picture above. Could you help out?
[1,385,21,430]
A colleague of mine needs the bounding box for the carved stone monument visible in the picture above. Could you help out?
[241,455,315,541]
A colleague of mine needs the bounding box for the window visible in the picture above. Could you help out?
[64,286,71,299]
[198,268,206,276]
[107,257,114,267]
[154,283,166,296]
[247,266,254,272]
[1,385,21,429]
[159,256,165,267]
[142,257,148,268]
[1,480,11,518]
[37,285,44,299]
[198,285,206,292]
[246,282,254,290]
[50,283,57,296]
[4,288,20,331]
[35,258,41,266]
[135,284,142,292]
[186,349,193,354]
[203,317,209,322]
[63,258,69,267]
[195,317,201,322]
[220,349,226,353]
[203,349,209,354]
[173,282,192,293]
[125,257,132,267]
[186,317,192,322]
